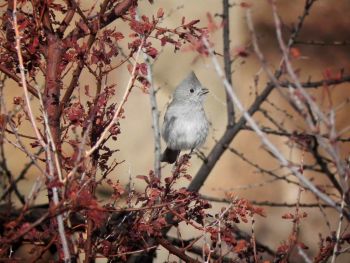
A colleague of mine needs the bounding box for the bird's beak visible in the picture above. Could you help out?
[201,88,209,95]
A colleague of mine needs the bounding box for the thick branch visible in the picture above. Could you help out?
[65,0,137,42]
[157,238,201,263]
[44,35,63,148]
[60,0,136,115]
[103,0,137,27]
[188,83,275,192]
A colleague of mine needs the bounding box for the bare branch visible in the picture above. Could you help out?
[12,1,46,148]
[85,40,144,157]
[222,0,235,125]
[202,35,343,215]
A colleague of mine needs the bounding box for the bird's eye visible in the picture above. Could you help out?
[190,88,194,93]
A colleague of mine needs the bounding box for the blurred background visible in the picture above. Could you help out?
[2,0,350,262]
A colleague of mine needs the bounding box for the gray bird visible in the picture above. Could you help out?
[161,71,209,163]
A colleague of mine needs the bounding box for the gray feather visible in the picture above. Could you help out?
[161,72,209,163]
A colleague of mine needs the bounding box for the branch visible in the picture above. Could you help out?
[272,2,349,194]
[157,238,201,263]
[104,0,137,26]
[60,0,133,115]
[145,55,161,178]
[85,40,144,157]
[202,34,345,217]
[295,39,350,46]
[188,83,275,192]
[287,0,318,47]
[12,2,46,147]
[57,0,76,35]
[222,0,235,125]
[331,189,347,263]
[280,76,350,89]
[65,0,137,42]
[201,195,336,208]
[188,0,318,192]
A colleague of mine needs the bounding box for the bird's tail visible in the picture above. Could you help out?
[161,147,180,164]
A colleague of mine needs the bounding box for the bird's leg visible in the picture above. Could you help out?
[185,149,193,160]
[194,149,207,162]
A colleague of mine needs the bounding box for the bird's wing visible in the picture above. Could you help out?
[162,115,176,142]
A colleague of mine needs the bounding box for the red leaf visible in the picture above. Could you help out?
[137,62,148,76]
[234,46,249,57]
[0,114,7,130]
[282,212,294,219]
[65,102,85,123]
[290,47,301,59]
[28,36,39,54]
[146,47,158,58]
[300,211,308,218]
[234,240,247,252]
[157,8,164,18]
[298,242,309,249]
[112,31,124,41]
[184,19,200,28]
[127,63,133,73]
[88,209,106,227]
[323,68,333,80]
[13,97,23,105]
[18,20,30,31]
[136,175,150,184]
[240,2,253,8]
[184,173,192,181]
[207,13,219,32]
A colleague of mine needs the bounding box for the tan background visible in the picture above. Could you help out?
[3,0,350,262]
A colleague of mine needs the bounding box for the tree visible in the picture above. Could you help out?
[1,0,350,262]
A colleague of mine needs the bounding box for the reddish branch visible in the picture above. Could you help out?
[157,238,201,263]
[44,34,63,149]
[57,0,76,35]
[2,0,350,262]
[65,0,137,42]
[43,33,67,257]
[104,0,138,26]
[59,34,96,115]
[59,0,111,115]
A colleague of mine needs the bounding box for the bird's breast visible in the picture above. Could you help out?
[166,108,208,150]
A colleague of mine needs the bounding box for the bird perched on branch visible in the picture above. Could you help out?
[161,71,209,163]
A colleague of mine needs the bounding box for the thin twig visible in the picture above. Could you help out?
[295,39,350,46]
[297,245,312,263]
[85,39,144,157]
[39,83,70,260]
[202,36,341,214]
[144,54,161,178]
[108,245,158,258]
[201,195,336,208]
[331,168,348,263]
[12,0,46,148]
[271,2,348,193]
